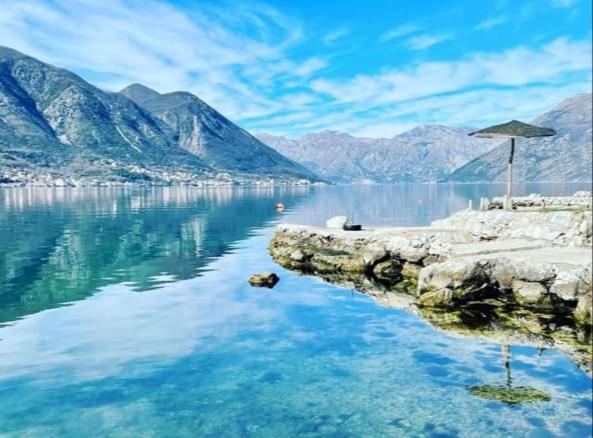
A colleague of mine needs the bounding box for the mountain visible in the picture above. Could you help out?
[257,126,494,182]
[444,93,593,182]
[119,84,316,180]
[0,46,316,184]
[0,46,210,181]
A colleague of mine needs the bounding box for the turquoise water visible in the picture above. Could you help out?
[0,183,591,437]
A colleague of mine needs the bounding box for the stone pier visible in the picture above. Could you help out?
[269,202,593,373]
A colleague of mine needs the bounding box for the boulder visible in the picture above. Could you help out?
[418,258,487,292]
[574,293,592,326]
[513,280,547,305]
[326,216,347,229]
[550,270,582,301]
[361,242,387,266]
[290,249,306,262]
[248,272,280,288]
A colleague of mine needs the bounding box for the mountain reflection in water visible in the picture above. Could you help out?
[0,186,308,324]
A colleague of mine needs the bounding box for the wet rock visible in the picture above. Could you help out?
[513,280,548,305]
[310,253,365,274]
[372,259,402,282]
[574,293,592,327]
[248,272,280,288]
[418,288,454,307]
[362,242,388,266]
[326,216,347,229]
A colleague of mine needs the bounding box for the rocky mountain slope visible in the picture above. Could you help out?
[0,46,316,184]
[445,93,593,182]
[257,125,494,182]
[119,84,314,179]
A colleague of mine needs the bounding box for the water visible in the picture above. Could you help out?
[0,183,591,437]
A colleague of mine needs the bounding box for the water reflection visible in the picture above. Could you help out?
[277,182,591,227]
[0,184,590,437]
[0,186,309,324]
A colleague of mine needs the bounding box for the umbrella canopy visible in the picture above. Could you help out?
[469,120,556,139]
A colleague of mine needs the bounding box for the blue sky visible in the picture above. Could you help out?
[0,0,591,137]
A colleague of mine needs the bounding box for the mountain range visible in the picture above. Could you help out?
[445,93,592,182]
[0,46,316,185]
[0,46,590,185]
[258,93,592,183]
[257,126,494,183]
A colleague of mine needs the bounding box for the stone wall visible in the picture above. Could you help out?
[433,208,592,246]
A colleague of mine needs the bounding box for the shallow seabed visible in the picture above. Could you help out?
[0,183,591,437]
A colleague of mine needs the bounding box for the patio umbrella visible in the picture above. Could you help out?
[469,120,556,209]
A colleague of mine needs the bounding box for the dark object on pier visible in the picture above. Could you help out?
[469,120,556,209]
[343,224,362,231]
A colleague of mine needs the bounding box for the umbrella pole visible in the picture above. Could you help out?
[502,342,512,388]
[506,137,515,210]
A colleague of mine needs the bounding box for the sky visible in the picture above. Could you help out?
[0,0,591,138]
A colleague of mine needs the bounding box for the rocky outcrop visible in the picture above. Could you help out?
[270,206,593,373]
[271,222,591,313]
[433,206,592,246]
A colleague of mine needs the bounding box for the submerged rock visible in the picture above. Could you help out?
[467,385,551,405]
[248,272,280,288]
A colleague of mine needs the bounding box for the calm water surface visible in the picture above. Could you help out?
[0,183,591,437]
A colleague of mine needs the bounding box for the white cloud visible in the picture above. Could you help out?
[407,33,453,50]
[0,0,319,121]
[294,58,328,76]
[474,16,508,30]
[379,24,420,42]
[311,38,592,104]
[301,37,592,137]
[0,1,589,139]
[322,26,350,45]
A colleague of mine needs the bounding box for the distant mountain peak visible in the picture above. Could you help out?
[257,123,493,183]
[0,45,28,60]
[118,84,316,179]
[119,83,161,106]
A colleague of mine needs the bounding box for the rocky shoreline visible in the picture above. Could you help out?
[269,196,593,373]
